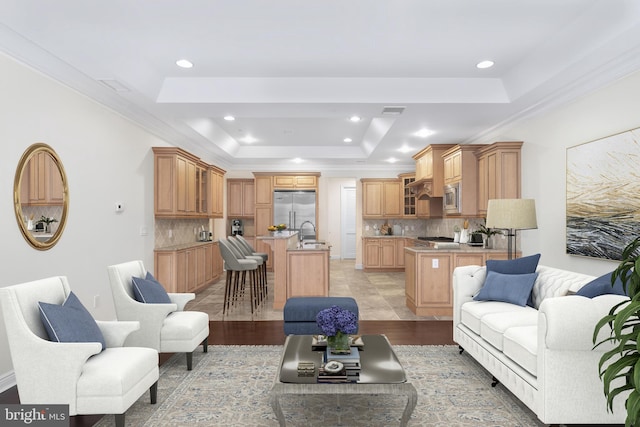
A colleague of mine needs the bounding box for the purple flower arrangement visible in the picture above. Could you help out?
[316,305,358,337]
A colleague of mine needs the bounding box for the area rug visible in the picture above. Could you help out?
[95,345,544,427]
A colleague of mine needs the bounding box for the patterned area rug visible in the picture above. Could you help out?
[95,345,544,427]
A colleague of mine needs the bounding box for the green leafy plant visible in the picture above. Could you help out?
[593,236,640,427]
[474,220,502,237]
[36,215,58,225]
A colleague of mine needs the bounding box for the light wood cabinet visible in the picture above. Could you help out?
[273,175,318,189]
[443,150,462,184]
[476,142,522,216]
[287,250,330,297]
[254,175,273,205]
[153,147,225,218]
[411,144,454,197]
[361,179,402,218]
[405,249,510,316]
[21,150,64,205]
[154,242,222,294]
[363,238,406,270]
[227,179,255,218]
[209,167,225,218]
[442,145,485,217]
[399,173,416,217]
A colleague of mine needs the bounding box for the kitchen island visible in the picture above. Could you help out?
[404,245,513,317]
[257,231,332,310]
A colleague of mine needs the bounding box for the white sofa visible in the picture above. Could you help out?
[453,264,628,425]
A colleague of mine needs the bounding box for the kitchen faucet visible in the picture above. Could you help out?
[298,221,316,241]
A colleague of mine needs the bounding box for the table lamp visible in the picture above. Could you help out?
[485,199,537,259]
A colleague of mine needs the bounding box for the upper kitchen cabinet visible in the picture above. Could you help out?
[273,174,318,189]
[410,144,454,198]
[476,142,522,216]
[253,174,273,206]
[442,145,485,217]
[21,150,64,206]
[399,173,416,217]
[227,179,255,218]
[153,147,225,218]
[209,165,225,218]
[361,179,402,218]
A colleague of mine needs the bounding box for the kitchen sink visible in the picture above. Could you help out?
[302,240,325,245]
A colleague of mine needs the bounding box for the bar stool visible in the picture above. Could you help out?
[227,237,265,307]
[218,239,259,315]
[228,236,268,303]
[236,235,269,297]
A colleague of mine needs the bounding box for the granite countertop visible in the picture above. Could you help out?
[363,235,426,239]
[405,244,506,253]
[287,242,332,251]
[257,230,299,239]
[155,240,218,251]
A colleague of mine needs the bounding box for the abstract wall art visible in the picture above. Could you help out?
[566,127,640,260]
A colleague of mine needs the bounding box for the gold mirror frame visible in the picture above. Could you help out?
[14,143,69,250]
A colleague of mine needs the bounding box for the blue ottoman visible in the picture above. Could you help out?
[283,297,359,335]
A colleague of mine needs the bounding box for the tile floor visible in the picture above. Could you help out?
[186,259,452,321]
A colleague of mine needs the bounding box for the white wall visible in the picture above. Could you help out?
[479,69,640,276]
[0,53,169,378]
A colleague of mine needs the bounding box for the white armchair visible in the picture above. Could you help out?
[0,276,159,427]
[107,260,209,370]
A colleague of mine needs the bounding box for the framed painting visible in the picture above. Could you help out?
[566,127,640,260]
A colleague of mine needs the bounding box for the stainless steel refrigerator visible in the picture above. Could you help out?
[273,190,316,238]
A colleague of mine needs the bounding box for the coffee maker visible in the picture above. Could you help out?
[231,219,243,236]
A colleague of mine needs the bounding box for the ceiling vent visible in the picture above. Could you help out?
[381,106,405,116]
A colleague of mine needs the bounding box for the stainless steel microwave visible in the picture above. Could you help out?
[443,182,461,214]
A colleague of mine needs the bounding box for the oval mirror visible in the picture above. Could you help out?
[14,143,69,250]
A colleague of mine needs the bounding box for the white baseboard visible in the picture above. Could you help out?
[355,263,363,270]
[0,370,16,393]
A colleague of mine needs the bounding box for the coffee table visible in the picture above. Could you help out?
[270,334,417,426]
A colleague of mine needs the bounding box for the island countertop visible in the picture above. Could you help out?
[287,241,332,251]
[405,244,512,254]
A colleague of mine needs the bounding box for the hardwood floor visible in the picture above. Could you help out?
[0,320,453,427]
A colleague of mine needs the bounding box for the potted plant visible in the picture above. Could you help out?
[474,221,502,248]
[36,216,58,233]
[593,236,640,426]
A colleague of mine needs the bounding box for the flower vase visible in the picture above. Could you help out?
[483,236,492,249]
[327,331,351,354]
[45,224,51,233]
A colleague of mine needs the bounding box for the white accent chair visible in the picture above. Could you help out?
[107,260,209,370]
[0,276,159,427]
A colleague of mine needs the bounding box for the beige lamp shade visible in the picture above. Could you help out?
[485,199,537,230]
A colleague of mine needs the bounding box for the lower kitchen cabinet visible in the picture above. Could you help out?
[405,249,511,316]
[363,238,409,271]
[154,242,222,294]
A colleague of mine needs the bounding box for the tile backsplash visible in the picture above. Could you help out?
[155,218,211,248]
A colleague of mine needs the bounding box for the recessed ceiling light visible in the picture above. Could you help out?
[414,128,435,138]
[239,135,257,144]
[343,138,353,143]
[223,115,235,121]
[476,60,494,69]
[397,145,413,153]
[349,115,361,122]
[387,157,398,163]
[176,59,193,69]
[292,158,304,163]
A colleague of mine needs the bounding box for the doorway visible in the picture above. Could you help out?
[341,185,356,259]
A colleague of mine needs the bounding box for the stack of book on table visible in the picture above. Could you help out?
[318,347,361,383]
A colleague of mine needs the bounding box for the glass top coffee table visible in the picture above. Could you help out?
[270,334,417,426]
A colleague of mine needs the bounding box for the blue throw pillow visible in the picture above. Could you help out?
[132,276,171,304]
[575,272,627,298]
[485,253,541,275]
[486,254,541,307]
[474,271,539,306]
[38,291,106,350]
